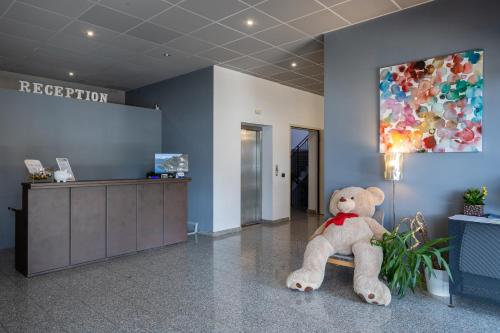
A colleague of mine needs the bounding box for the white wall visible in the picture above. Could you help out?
[213,66,324,233]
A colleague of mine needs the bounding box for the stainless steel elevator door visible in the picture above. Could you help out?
[241,127,262,226]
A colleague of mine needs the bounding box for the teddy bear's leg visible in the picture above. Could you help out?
[352,241,391,306]
[286,235,335,292]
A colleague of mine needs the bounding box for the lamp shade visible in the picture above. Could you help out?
[384,152,403,181]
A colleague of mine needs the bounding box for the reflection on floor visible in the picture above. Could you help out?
[0,213,499,332]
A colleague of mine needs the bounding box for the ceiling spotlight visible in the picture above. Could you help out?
[163,52,171,57]
[86,30,94,37]
[291,62,297,68]
[68,72,75,77]
[246,19,254,27]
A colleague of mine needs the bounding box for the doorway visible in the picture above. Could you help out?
[241,126,262,226]
[290,127,320,214]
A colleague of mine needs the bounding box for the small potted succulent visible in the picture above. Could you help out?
[463,186,487,216]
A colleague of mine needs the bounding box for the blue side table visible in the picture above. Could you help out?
[448,215,500,307]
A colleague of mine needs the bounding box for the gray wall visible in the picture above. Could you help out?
[0,89,161,249]
[126,67,214,233]
[324,0,500,237]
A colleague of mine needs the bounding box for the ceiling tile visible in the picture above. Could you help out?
[239,0,267,5]
[224,37,269,54]
[394,0,432,9]
[316,0,347,6]
[166,35,214,54]
[311,72,324,80]
[293,64,323,76]
[225,56,267,69]
[17,0,94,17]
[127,22,181,44]
[219,8,280,34]
[288,76,319,86]
[253,24,306,45]
[79,5,142,32]
[4,2,71,31]
[0,33,40,58]
[60,20,120,43]
[179,0,248,21]
[108,34,157,52]
[271,71,303,81]
[256,0,323,22]
[274,57,313,69]
[248,64,286,76]
[0,17,54,42]
[100,0,172,19]
[222,56,267,70]
[151,7,211,34]
[250,47,293,62]
[288,9,347,35]
[191,23,245,45]
[332,0,399,23]
[0,0,13,16]
[92,44,138,61]
[303,82,323,89]
[300,50,324,64]
[199,47,241,62]
[279,38,323,56]
[47,31,103,54]
[30,46,111,73]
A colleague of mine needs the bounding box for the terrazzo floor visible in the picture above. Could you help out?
[0,211,499,332]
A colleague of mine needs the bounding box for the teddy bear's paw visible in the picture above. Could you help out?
[286,268,323,292]
[354,276,391,306]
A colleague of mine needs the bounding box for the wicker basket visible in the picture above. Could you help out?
[463,204,484,217]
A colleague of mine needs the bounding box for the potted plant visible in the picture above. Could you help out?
[372,230,452,298]
[424,246,451,297]
[463,186,487,216]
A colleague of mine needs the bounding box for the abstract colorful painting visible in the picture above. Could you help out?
[379,49,483,153]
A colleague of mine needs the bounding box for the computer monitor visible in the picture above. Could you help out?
[155,154,189,174]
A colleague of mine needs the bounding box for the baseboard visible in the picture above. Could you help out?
[261,217,290,224]
[199,226,242,237]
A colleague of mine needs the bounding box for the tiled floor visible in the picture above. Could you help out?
[0,212,499,332]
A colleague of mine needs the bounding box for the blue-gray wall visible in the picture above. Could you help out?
[324,0,500,237]
[126,67,214,233]
[0,89,161,249]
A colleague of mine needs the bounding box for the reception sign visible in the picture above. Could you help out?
[19,80,108,103]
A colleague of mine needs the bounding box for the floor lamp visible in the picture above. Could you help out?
[384,152,404,230]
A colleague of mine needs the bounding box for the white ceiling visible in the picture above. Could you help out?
[0,0,432,95]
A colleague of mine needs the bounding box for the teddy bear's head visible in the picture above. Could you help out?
[329,186,385,217]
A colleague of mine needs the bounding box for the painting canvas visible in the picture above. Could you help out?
[379,49,483,153]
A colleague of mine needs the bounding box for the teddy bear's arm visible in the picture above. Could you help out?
[309,221,328,241]
[363,217,389,240]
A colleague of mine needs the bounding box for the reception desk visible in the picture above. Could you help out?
[15,178,190,277]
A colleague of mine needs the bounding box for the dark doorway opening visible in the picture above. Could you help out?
[290,127,319,214]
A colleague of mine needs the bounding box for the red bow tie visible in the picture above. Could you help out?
[324,212,359,229]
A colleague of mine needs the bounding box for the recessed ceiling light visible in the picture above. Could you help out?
[163,52,171,57]
[86,30,94,37]
[246,19,254,27]
[68,72,75,77]
[291,62,297,68]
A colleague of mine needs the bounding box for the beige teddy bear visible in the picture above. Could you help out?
[286,186,391,306]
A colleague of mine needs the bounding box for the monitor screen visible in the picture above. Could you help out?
[155,154,189,173]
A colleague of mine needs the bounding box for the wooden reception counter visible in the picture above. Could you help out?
[15,178,190,277]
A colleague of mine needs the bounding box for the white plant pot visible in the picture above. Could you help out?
[425,269,449,297]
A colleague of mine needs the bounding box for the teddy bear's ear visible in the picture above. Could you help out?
[366,187,385,205]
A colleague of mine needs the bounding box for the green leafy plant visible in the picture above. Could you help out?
[464,186,488,205]
[372,231,452,298]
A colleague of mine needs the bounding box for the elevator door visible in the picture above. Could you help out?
[241,127,262,226]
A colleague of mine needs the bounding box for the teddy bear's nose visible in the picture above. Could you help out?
[339,197,347,202]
